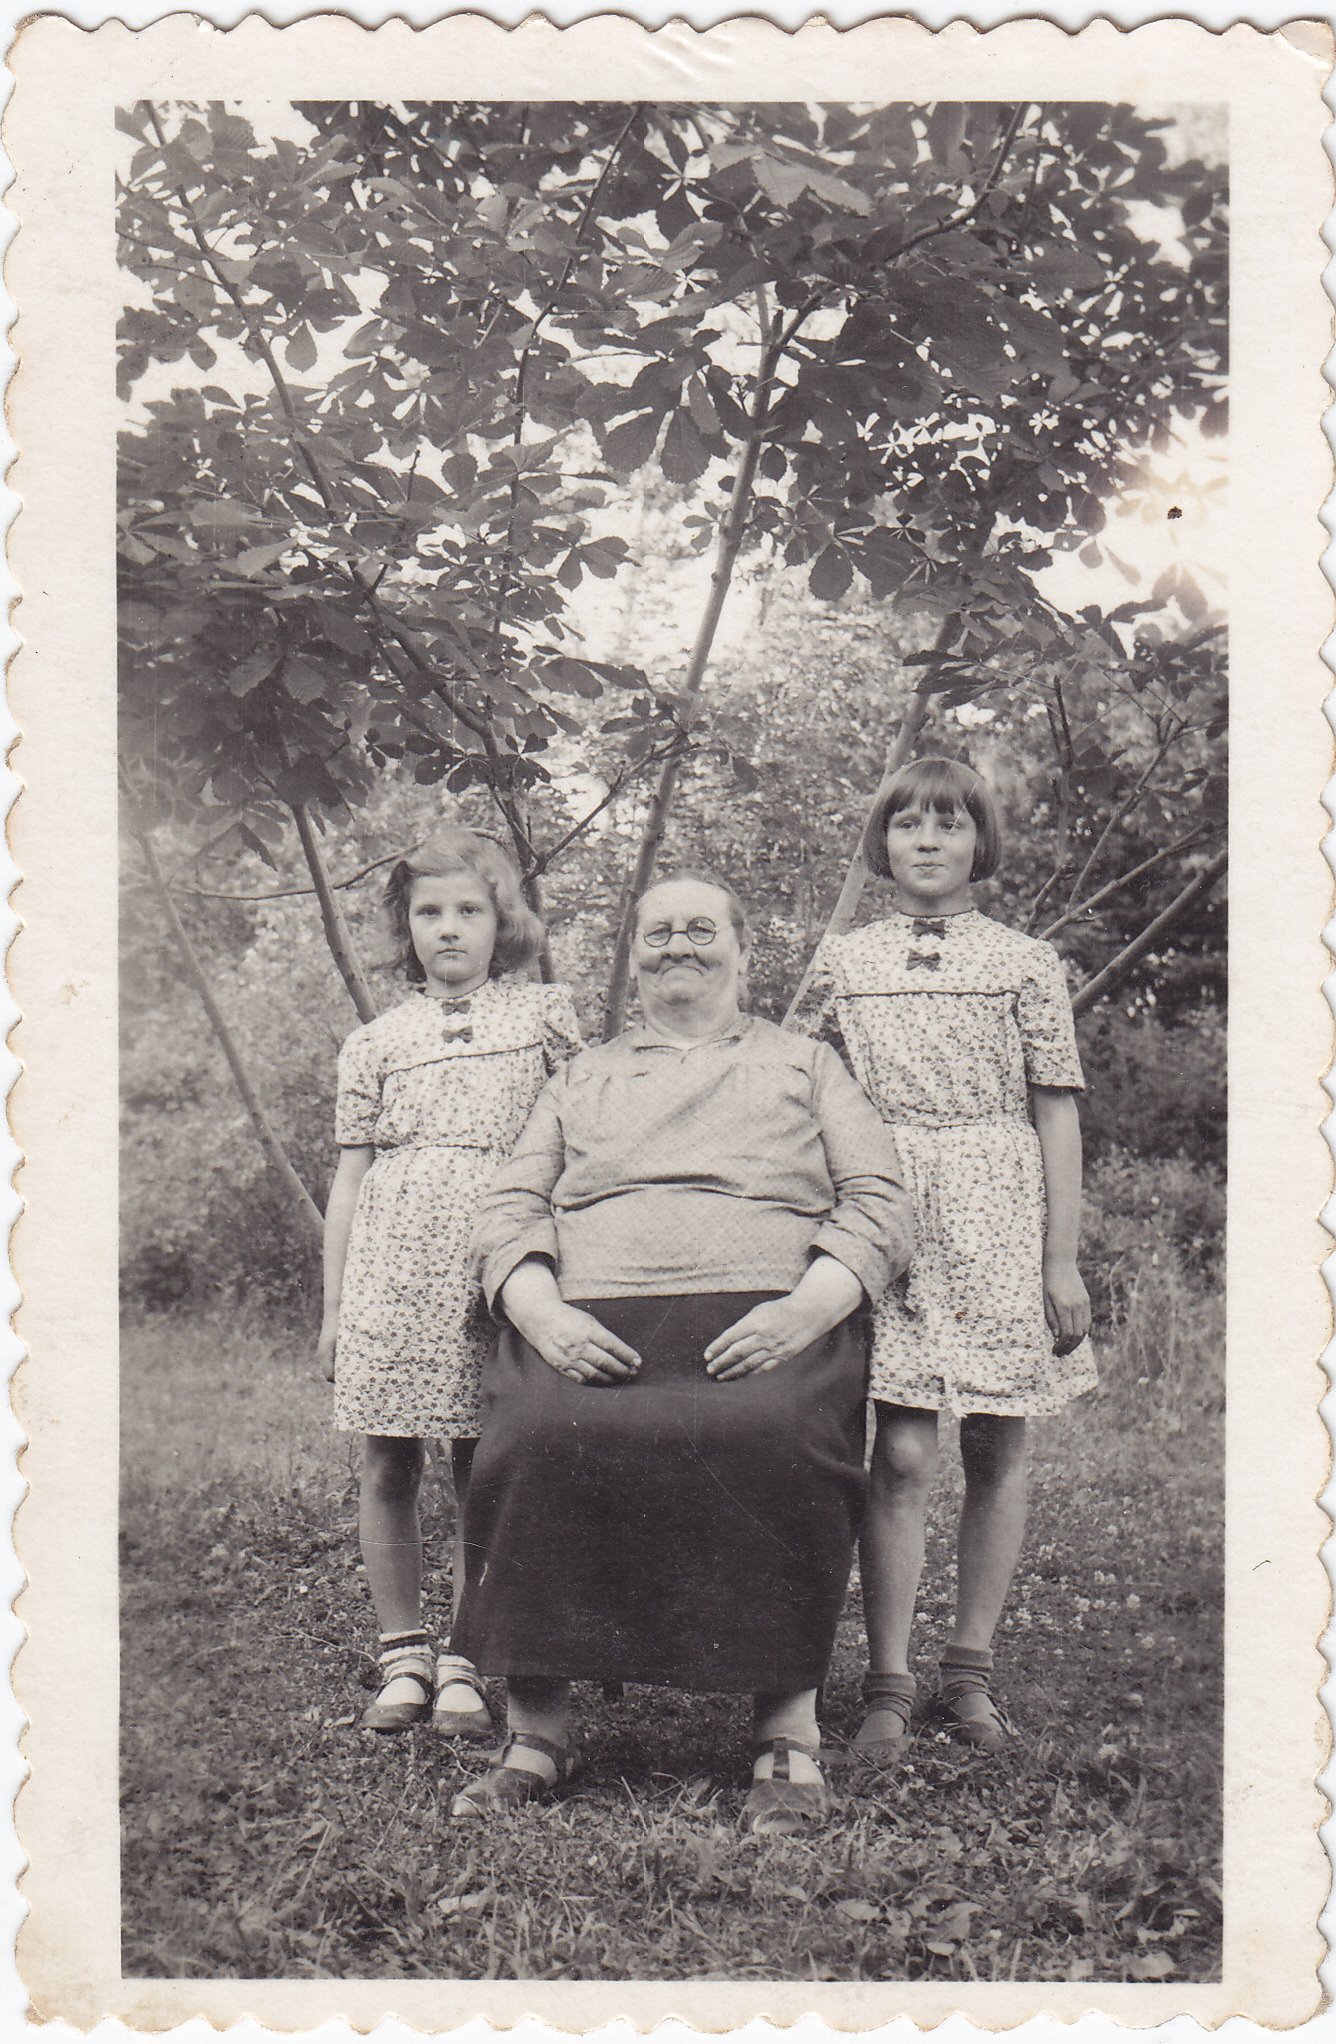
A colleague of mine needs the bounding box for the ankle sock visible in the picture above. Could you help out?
[862,1670,917,1703]
[434,1648,489,1715]
[375,1629,432,1701]
[941,1645,994,1676]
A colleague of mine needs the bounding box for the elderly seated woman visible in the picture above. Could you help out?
[451,871,913,1834]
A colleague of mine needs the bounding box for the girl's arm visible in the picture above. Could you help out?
[1030,1086,1092,1354]
[317,1145,374,1379]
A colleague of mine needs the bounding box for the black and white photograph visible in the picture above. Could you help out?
[7,12,1329,2026]
[113,86,1232,1983]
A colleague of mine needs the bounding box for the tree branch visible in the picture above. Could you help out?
[527,734,687,881]
[122,776,324,1241]
[177,841,412,903]
[1062,725,1180,911]
[887,103,1028,267]
[1040,826,1219,942]
[291,802,380,1023]
[145,105,506,770]
[1071,849,1227,1015]
[601,297,802,1035]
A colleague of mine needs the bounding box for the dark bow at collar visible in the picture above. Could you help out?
[907,916,949,971]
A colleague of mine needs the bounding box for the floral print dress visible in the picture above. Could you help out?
[333,978,583,1438]
[792,911,1097,1417]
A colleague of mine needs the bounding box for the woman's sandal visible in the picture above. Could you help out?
[853,1672,917,1763]
[450,1732,576,1818]
[431,1651,497,1742]
[939,1657,1010,1753]
[740,1736,830,1837]
[360,1641,434,1732]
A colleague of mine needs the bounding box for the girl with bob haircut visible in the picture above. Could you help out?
[794,755,1095,1760]
[863,754,1003,884]
[318,826,583,1744]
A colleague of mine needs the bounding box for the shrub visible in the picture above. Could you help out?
[1082,1147,1223,1318]
[1080,1147,1224,1436]
[1079,1006,1225,1173]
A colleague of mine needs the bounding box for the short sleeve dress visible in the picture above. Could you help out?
[793,911,1098,1418]
[333,977,584,1439]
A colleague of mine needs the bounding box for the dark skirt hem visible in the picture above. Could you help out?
[468,1661,834,1694]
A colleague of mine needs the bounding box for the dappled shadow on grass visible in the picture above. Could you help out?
[119,1317,1222,1983]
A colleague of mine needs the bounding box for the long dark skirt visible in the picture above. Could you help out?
[452,1292,868,1694]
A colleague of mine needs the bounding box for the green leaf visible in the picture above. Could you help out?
[660,409,712,487]
[226,652,278,697]
[600,411,662,474]
[686,376,723,439]
[286,325,318,374]
[926,102,967,171]
[237,823,281,869]
[539,657,606,699]
[313,604,373,657]
[580,538,629,580]
[809,545,853,602]
[233,541,292,578]
[1201,772,1227,821]
[1176,570,1209,621]
[281,657,327,705]
[191,501,267,529]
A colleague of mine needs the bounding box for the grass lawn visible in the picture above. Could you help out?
[120,1305,1222,1982]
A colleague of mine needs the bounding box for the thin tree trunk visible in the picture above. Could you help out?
[601,429,767,1036]
[1071,849,1227,1015]
[781,500,1006,1029]
[778,654,938,1029]
[130,816,325,1240]
[509,791,554,981]
[291,803,379,1024]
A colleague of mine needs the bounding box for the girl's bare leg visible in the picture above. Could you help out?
[360,1434,426,1633]
[953,1413,1028,1650]
[436,1436,489,1719]
[861,1404,939,1676]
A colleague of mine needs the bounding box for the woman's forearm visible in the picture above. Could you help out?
[497,1256,564,1337]
[789,1253,866,1336]
[1031,1087,1083,1266]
